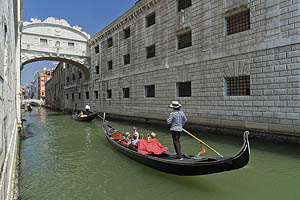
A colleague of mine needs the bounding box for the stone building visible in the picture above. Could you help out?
[32,68,53,100]
[49,0,300,135]
[0,0,22,199]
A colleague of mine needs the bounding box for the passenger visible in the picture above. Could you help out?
[131,133,140,148]
[196,142,206,157]
[150,132,156,139]
[79,111,84,117]
[124,132,131,143]
[132,127,139,139]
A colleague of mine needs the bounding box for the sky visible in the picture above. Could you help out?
[21,0,136,85]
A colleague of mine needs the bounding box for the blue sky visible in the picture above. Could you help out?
[21,0,135,85]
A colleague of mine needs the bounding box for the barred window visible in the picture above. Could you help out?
[107,37,113,48]
[225,76,250,96]
[72,93,74,100]
[108,61,113,70]
[72,73,75,81]
[146,45,155,58]
[124,54,130,65]
[124,27,130,39]
[123,88,130,98]
[178,0,192,12]
[68,42,74,49]
[95,45,99,54]
[176,81,191,97]
[86,91,89,100]
[94,91,99,99]
[107,90,112,99]
[146,12,156,28]
[145,85,155,98]
[226,10,250,36]
[95,66,100,74]
[178,31,192,49]
[78,93,81,99]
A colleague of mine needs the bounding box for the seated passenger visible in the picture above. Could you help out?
[132,127,139,139]
[195,142,206,157]
[137,132,168,155]
[121,132,132,146]
[131,133,140,148]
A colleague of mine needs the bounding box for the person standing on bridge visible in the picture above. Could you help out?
[167,101,187,160]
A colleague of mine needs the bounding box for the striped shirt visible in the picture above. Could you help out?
[167,110,187,132]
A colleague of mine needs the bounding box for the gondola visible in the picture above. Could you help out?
[72,110,97,122]
[102,114,250,176]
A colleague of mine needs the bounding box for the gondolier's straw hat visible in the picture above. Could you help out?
[169,101,182,109]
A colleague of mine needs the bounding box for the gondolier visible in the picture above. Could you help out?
[167,101,187,160]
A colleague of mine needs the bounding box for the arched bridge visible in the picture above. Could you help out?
[21,17,91,79]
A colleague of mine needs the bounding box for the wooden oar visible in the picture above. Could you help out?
[182,129,224,158]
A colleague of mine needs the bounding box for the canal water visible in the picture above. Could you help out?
[19,108,300,200]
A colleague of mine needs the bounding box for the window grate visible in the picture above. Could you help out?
[226,10,250,35]
[226,76,250,96]
[146,12,156,27]
[86,92,89,100]
[146,45,155,58]
[178,31,192,49]
[95,45,99,54]
[124,54,130,65]
[108,61,113,70]
[107,90,112,99]
[95,66,100,74]
[177,82,191,97]
[145,85,155,97]
[107,38,113,48]
[178,0,192,12]
[94,91,99,99]
[124,27,130,39]
[123,88,130,98]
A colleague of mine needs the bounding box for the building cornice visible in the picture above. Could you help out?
[88,0,161,47]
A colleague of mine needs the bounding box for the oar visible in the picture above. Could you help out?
[182,129,224,158]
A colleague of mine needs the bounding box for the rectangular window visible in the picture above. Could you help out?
[226,10,250,36]
[107,90,112,99]
[78,93,81,99]
[68,42,75,48]
[178,0,192,12]
[124,27,130,39]
[72,73,75,80]
[78,72,82,79]
[107,37,113,48]
[67,64,70,69]
[146,12,156,28]
[145,85,155,98]
[108,61,113,70]
[123,88,130,98]
[94,91,99,99]
[176,81,191,97]
[67,77,70,82]
[40,38,48,46]
[124,54,130,65]
[146,45,155,58]
[66,94,69,100]
[225,75,250,96]
[178,31,192,49]
[95,45,99,54]
[95,66,100,74]
[86,91,89,100]
[72,93,74,100]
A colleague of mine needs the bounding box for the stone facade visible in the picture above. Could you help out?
[48,0,300,135]
[0,0,22,199]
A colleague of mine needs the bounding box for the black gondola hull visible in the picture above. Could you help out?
[72,112,97,122]
[103,119,250,176]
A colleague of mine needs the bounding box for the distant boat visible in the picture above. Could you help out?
[29,102,40,107]
[102,114,250,176]
[27,105,32,111]
[72,111,97,122]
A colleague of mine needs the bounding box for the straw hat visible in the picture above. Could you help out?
[169,101,182,109]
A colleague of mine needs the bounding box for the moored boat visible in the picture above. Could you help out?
[102,114,250,176]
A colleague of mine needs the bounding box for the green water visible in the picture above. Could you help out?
[20,108,300,200]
